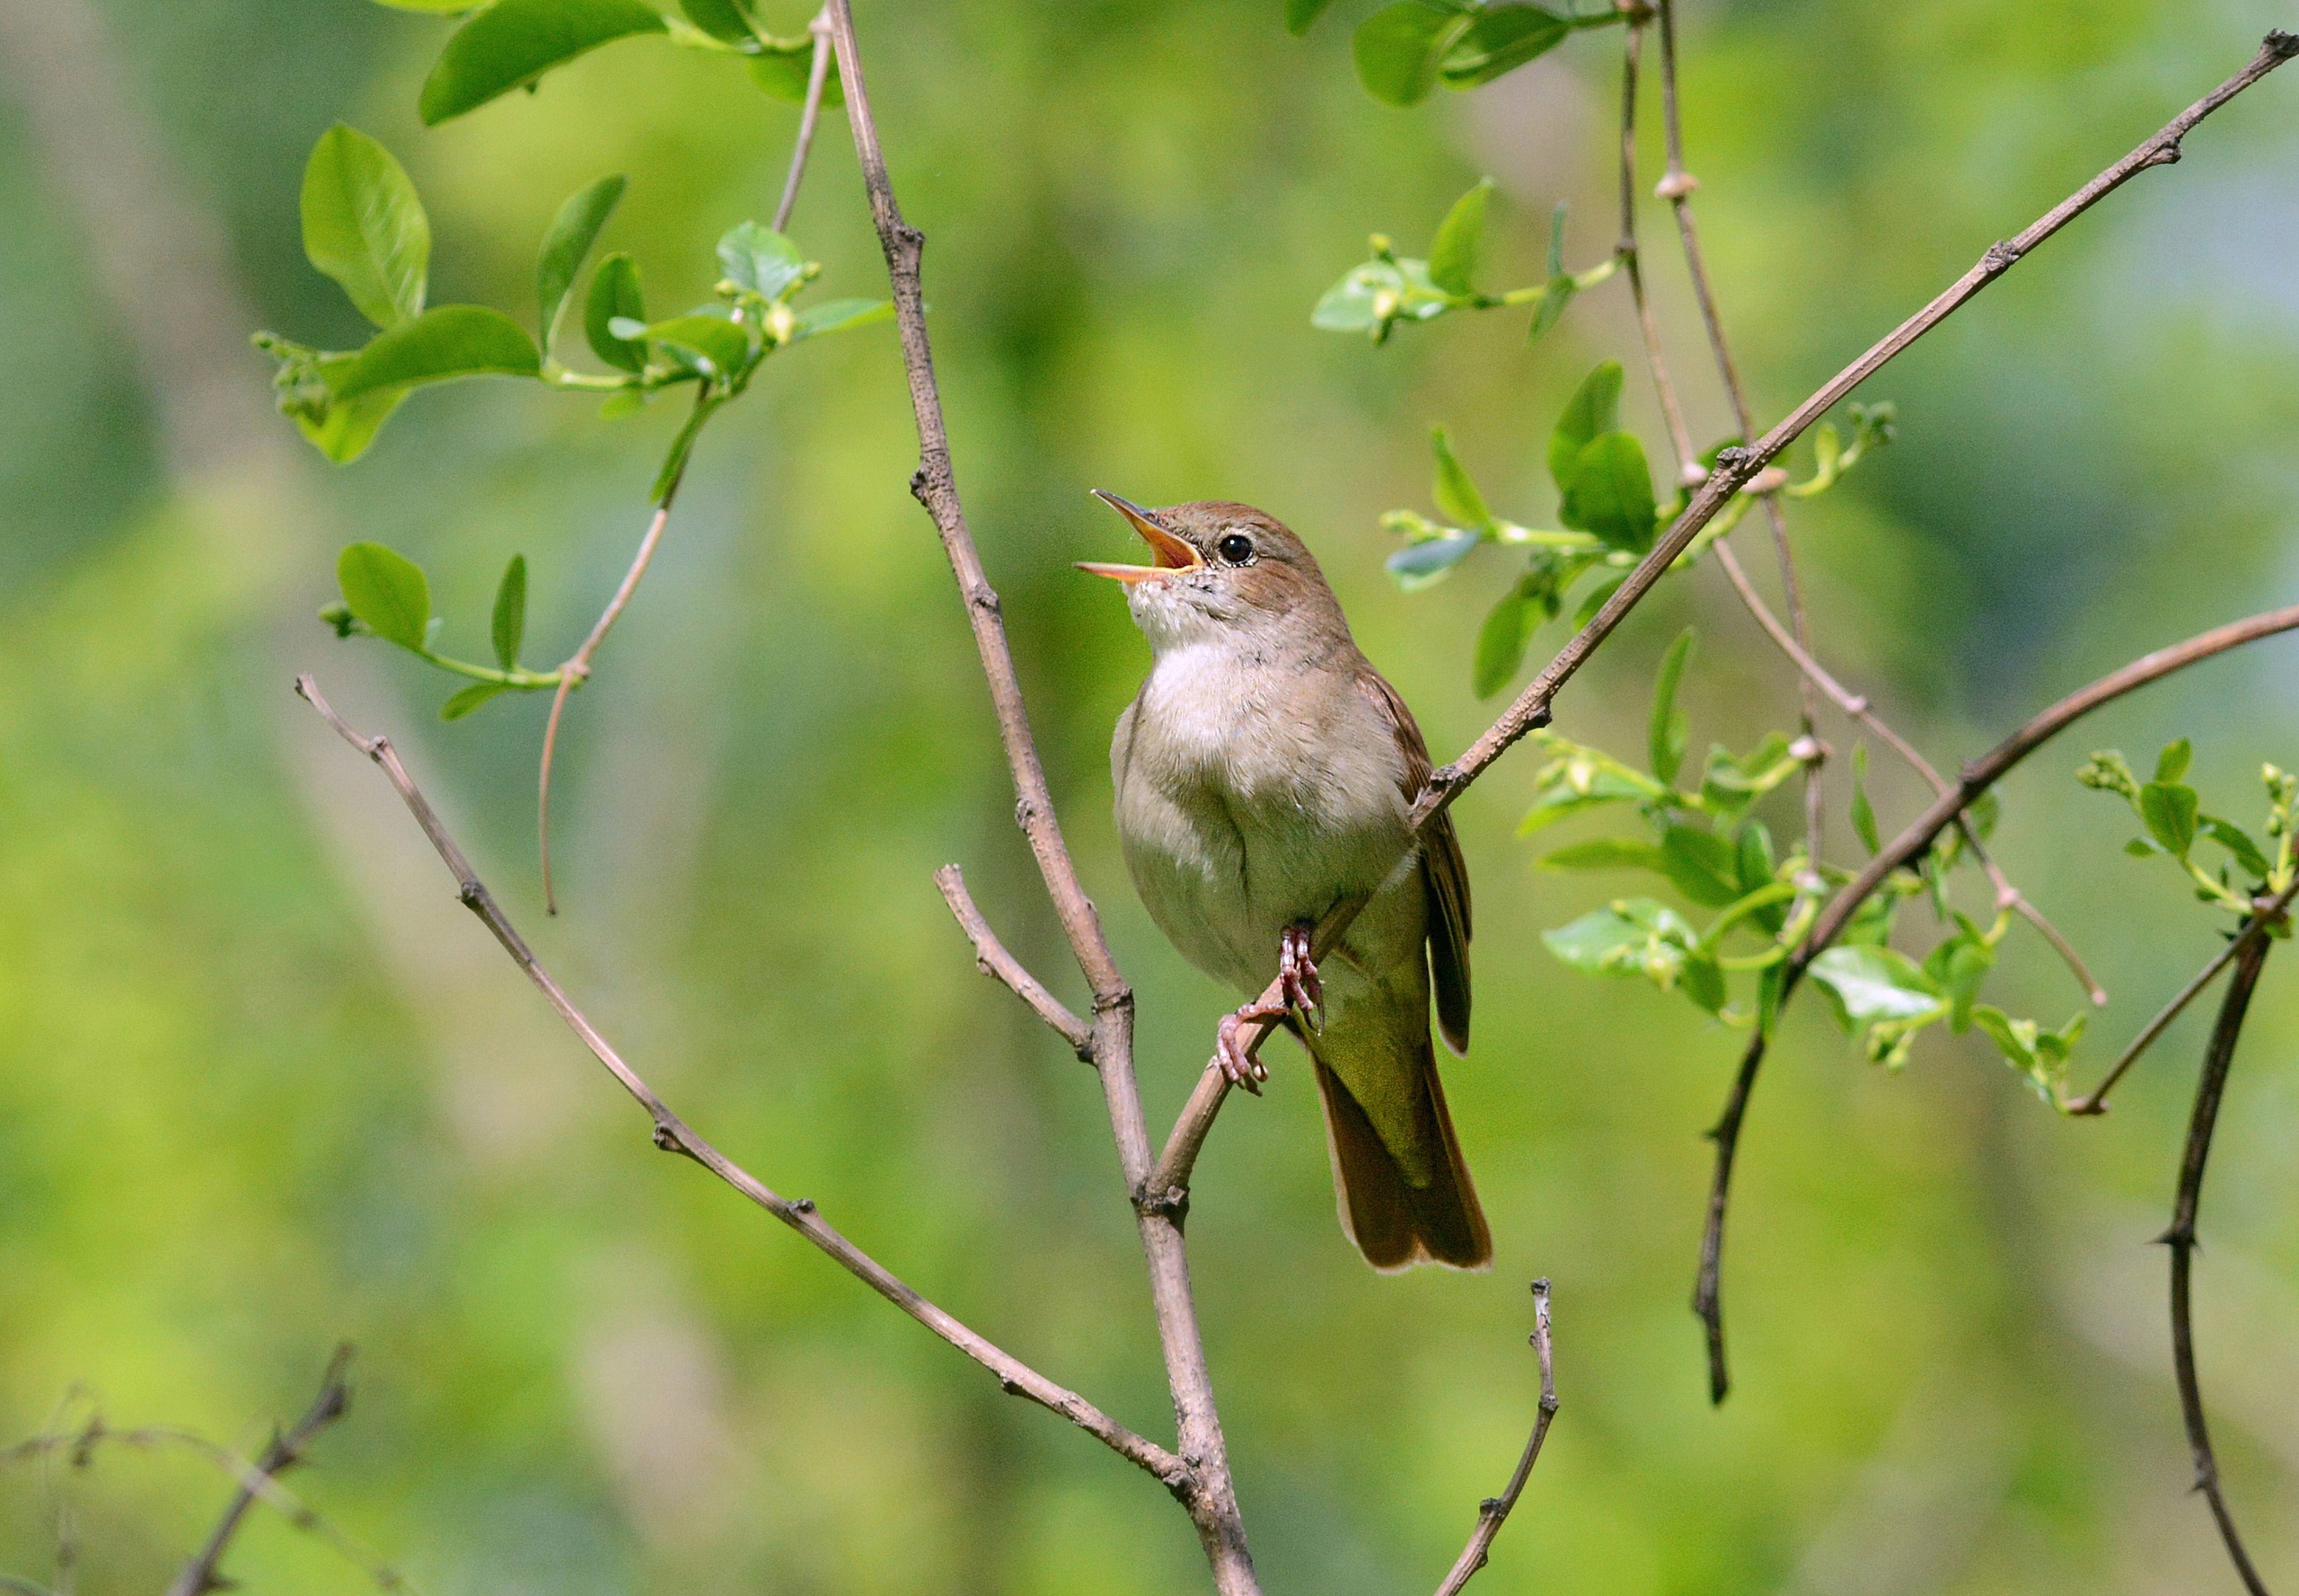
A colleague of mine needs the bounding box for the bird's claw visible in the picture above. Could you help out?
[1280,922,1324,1032]
[1215,1010,1273,1094]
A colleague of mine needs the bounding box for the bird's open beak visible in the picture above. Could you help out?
[1079,490,1203,583]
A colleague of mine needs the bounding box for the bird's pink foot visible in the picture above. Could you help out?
[1216,1000,1286,1095]
[1279,921,1323,1027]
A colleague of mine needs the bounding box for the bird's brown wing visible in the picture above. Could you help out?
[1355,670,1472,1054]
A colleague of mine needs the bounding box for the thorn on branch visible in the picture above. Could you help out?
[2268,30,2297,58]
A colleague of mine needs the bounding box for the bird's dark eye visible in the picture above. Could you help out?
[1217,533,1255,565]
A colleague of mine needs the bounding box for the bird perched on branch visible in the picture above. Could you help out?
[1083,493,1488,1271]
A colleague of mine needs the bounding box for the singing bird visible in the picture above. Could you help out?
[1082,492,1489,1271]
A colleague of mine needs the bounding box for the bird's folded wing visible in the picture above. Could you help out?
[1354,672,1472,1053]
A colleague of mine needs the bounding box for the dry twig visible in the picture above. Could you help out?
[1431,1280,1559,1596]
[935,864,1095,1061]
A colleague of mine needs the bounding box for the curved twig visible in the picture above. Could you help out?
[1432,1280,1559,1596]
[935,864,1093,1061]
[296,675,1191,1494]
[165,1346,355,1596]
[1694,600,2299,1401]
[2162,930,2275,1595]
[772,7,834,234]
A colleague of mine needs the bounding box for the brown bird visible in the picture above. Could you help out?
[1082,493,1489,1271]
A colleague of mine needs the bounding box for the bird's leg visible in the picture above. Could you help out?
[1278,921,1323,1027]
[1215,1002,1283,1095]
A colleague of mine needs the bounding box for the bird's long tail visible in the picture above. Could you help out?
[1308,1034,1491,1272]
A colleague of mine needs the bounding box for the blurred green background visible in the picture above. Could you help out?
[2,0,2297,1591]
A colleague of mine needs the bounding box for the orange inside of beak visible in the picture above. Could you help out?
[1079,490,1203,583]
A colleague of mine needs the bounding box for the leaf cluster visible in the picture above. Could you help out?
[1314,184,1616,345]
[2078,743,2295,913]
[1287,0,1625,108]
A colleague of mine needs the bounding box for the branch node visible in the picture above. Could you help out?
[1655,170,1699,199]
[789,1196,816,1214]
[1980,240,2022,274]
[2268,30,2297,59]
[968,586,1001,616]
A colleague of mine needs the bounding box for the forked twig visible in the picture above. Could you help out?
[2162,930,2275,1595]
[1432,1280,1559,1596]
[165,1345,357,1596]
[296,674,1190,1493]
[935,864,1094,1061]
[1695,599,2299,1401]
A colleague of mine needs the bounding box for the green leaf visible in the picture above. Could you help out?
[1285,0,1338,34]
[1921,929,1994,1032]
[1538,837,1667,873]
[325,305,542,401]
[1426,179,1492,296]
[630,313,751,376]
[419,0,668,125]
[1527,272,1576,344]
[1543,897,1696,986]
[301,125,429,329]
[1648,628,1693,785]
[371,0,476,9]
[585,252,648,373]
[717,220,807,301]
[2123,837,2161,859]
[1734,820,1777,897]
[491,553,527,670]
[2138,780,2199,857]
[1809,945,1949,1069]
[2155,737,2193,784]
[678,0,754,43]
[1680,951,1727,1016]
[1559,432,1658,551]
[2201,816,2272,880]
[1440,4,1569,87]
[1849,743,1881,855]
[1549,361,1624,490]
[1429,426,1491,528]
[441,682,510,721]
[536,173,626,348]
[1473,581,1537,699]
[790,297,893,339]
[1660,824,1741,908]
[1352,1,1469,107]
[1971,1005,2086,1104]
[748,37,843,104]
[295,388,407,464]
[1386,531,1483,587]
[337,542,431,651]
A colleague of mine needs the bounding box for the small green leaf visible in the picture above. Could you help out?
[1543,898,1696,987]
[1285,0,1338,34]
[2201,816,2272,879]
[1473,581,1537,699]
[1527,272,1576,344]
[295,388,406,464]
[1648,628,1694,786]
[748,37,843,104]
[1734,820,1777,898]
[637,313,751,376]
[1426,179,1492,297]
[1386,531,1483,587]
[1549,361,1624,490]
[441,682,510,721]
[536,173,626,348]
[2155,737,2194,784]
[301,125,429,329]
[2123,837,2162,859]
[1559,432,1658,551]
[1439,3,1570,86]
[1680,951,1727,1015]
[1971,1005,2086,1104]
[790,297,893,339]
[338,542,431,651]
[1850,743,1881,855]
[1429,426,1491,528]
[1660,824,1741,908]
[1352,1,1470,107]
[326,305,542,401]
[1538,837,1667,873]
[2138,780,2199,857]
[717,220,807,301]
[1810,945,1949,1069]
[420,0,668,124]
[586,252,648,373]
[1921,929,1994,1033]
[371,0,476,10]
[678,0,754,43]
[491,553,527,670]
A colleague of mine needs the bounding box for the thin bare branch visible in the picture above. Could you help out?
[165,1347,354,1596]
[823,5,1255,1587]
[2067,877,2299,1114]
[1432,1280,1559,1596]
[1615,23,1699,482]
[771,6,834,234]
[934,864,1093,1061]
[1695,600,2299,1401]
[2163,930,2276,1595]
[295,674,1190,1494]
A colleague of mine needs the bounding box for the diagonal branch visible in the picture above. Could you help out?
[164,1346,354,1596]
[935,864,1094,1061]
[1694,600,2299,1401]
[1154,31,2293,1205]
[771,6,834,234]
[2162,928,2276,1596]
[1431,1279,1559,1596]
[295,674,1190,1494]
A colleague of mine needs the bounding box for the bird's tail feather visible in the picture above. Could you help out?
[1309,1044,1491,1272]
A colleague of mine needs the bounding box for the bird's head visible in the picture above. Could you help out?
[1080,493,1341,652]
